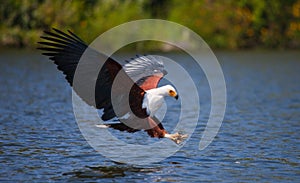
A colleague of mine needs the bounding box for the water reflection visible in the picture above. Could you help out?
[63,165,161,179]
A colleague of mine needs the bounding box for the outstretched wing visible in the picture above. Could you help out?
[38,29,168,138]
[38,28,144,121]
[123,55,167,90]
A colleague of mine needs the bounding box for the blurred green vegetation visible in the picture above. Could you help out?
[0,0,300,50]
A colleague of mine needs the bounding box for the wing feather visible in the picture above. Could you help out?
[123,55,167,90]
[38,28,145,121]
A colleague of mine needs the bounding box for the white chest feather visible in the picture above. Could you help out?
[141,85,176,116]
[142,92,164,116]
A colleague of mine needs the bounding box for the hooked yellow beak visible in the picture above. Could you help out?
[169,90,179,100]
[175,94,179,100]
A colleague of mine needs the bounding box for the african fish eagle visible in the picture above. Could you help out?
[38,28,187,144]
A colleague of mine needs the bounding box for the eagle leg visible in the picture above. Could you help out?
[145,117,167,138]
[146,117,188,144]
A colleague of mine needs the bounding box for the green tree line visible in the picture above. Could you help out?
[0,0,299,50]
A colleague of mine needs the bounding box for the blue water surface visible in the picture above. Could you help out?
[0,50,299,182]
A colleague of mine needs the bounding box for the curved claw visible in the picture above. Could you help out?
[164,132,188,144]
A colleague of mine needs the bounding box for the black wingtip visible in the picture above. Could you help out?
[52,27,60,32]
[67,29,84,42]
